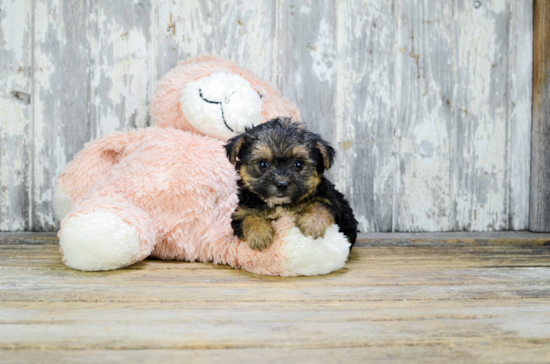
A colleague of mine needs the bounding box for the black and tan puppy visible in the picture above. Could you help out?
[225,118,358,251]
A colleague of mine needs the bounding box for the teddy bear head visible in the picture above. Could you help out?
[149,55,300,141]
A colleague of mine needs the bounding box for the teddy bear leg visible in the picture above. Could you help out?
[58,195,157,271]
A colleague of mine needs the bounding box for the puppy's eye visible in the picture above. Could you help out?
[258,160,269,171]
[294,161,304,171]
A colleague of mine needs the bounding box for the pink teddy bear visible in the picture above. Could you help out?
[53,56,351,276]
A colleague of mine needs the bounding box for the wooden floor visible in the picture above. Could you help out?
[1,232,550,363]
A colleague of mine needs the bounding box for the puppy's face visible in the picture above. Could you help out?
[226,118,335,207]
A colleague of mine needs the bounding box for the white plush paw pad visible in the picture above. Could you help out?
[281,224,351,276]
[53,182,74,222]
[59,210,142,271]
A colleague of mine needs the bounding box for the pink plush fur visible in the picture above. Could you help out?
[56,56,303,275]
[60,128,290,274]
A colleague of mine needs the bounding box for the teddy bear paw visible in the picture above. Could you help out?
[59,210,142,271]
[280,224,351,276]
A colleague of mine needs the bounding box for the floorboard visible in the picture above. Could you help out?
[1,233,549,363]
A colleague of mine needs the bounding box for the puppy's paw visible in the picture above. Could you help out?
[245,231,274,251]
[296,204,335,239]
[243,216,274,251]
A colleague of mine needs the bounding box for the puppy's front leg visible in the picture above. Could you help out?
[242,215,275,251]
[241,215,275,251]
[296,202,334,239]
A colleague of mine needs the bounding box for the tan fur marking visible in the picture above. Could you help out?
[228,136,246,165]
[239,166,255,190]
[296,202,334,239]
[288,145,310,160]
[297,170,321,203]
[242,215,275,251]
[316,141,332,170]
[251,142,273,161]
[232,206,250,222]
[306,171,321,192]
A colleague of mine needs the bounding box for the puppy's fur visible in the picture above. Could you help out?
[225,118,358,251]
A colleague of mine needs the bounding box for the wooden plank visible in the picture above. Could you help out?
[394,1,455,231]
[453,0,512,231]
[31,0,155,231]
[156,0,278,87]
[1,300,550,350]
[530,0,550,232]
[3,346,550,364]
[89,0,154,135]
[2,242,550,303]
[0,0,31,231]
[394,0,527,232]
[508,1,533,230]
[277,0,336,142]
[333,0,394,232]
[32,0,92,231]
[4,299,550,323]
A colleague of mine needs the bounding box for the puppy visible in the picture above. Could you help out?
[225,118,358,251]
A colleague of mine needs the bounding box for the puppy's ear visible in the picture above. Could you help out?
[316,139,336,170]
[225,135,247,165]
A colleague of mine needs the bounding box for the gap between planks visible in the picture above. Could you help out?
[2,231,550,246]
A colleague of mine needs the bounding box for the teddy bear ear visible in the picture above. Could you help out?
[316,139,336,170]
[225,135,247,165]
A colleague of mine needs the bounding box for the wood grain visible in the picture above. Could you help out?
[531,0,550,232]
[0,1,537,232]
[3,346,550,364]
[0,0,31,231]
[89,0,155,135]
[32,0,92,231]
[156,0,278,88]
[333,0,394,232]
[453,0,511,231]
[278,0,336,143]
[1,235,550,363]
[394,0,455,231]
[508,0,533,230]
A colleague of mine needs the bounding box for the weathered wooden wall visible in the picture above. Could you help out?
[0,0,534,232]
[530,0,550,232]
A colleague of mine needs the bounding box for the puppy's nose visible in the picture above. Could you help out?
[276,180,289,191]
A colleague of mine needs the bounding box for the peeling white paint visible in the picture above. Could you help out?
[32,0,58,228]
[163,0,278,85]
[92,3,151,135]
[334,0,395,232]
[508,0,532,230]
[0,100,27,137]
[310,19,335,83]
[0,0,535,232]
[453,2,508,231]
[486,0,507,14]
[0,0,30,60]
[299,5,311,15]
[0,0,31,231]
